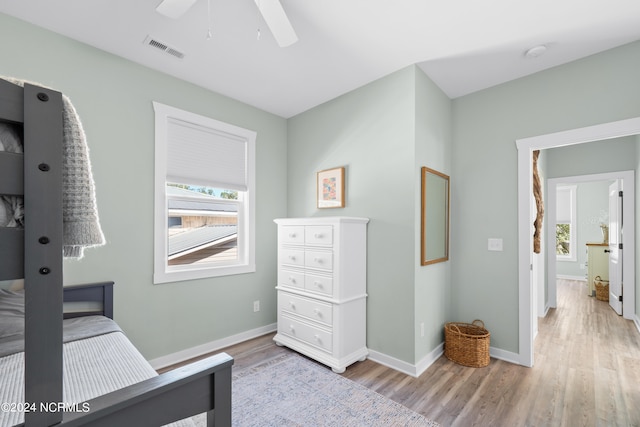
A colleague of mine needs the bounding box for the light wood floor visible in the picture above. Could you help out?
[164,279,640,426]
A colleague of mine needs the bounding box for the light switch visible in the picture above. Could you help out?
[488,238,503,251]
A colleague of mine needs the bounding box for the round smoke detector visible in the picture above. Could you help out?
[525,45,548,58]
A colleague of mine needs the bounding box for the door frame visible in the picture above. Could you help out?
[546,172,633,314]
[516,116,640,367]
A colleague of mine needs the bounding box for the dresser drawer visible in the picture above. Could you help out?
[279,269,304,290]
[305,273,333,296]
[280,248,304,267]
[280,313,332,353]
[279,291,333,326]
[305,226,333,246]
[305,250,333,271]
[280,225,304,245]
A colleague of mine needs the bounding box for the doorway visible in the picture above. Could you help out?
[546,172,632,316]
[516,116,640,367]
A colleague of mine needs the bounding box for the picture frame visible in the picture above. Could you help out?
[317,167,345,208]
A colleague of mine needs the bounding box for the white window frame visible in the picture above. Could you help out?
[153,102,256,284]
[556,184,577,262]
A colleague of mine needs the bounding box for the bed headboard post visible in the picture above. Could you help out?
[22,83,65,426]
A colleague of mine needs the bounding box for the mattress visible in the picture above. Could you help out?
[0,290,197,427]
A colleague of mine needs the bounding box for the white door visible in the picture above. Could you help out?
[608,180,623,315]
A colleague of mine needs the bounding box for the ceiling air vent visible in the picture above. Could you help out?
[143,36,185,59]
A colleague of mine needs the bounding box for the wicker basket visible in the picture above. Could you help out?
[444,320,490,368]
[594,276,609,302]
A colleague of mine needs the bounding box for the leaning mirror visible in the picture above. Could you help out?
[421,167,450,265]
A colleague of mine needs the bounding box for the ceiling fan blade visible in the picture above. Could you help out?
[254,0,298,47]
[156,0,198,19]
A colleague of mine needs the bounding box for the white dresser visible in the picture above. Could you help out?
[273,217,369,373]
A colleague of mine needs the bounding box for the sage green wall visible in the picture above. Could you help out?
[414,69,452,361]
[546,136,637,178]
[287,66,452,364]
[452,40,640,353]
[287,66,417,361]
[0,13,288,359]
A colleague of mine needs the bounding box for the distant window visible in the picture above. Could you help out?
[556,223,571,255]
[556,185,577,261]
[153,102,256,283]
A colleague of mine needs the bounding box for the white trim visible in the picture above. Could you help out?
[634,314,640,334]
[148,323,277,370]
[366,349,424,378]
[489,347,521,365]
[517,116,640,367]
[368,344,516,377]
[153,102,256,284]
[415,343,444,377]
[556,275,587,281]
[516,117,640,150]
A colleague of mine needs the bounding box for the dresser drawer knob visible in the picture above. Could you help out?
[290,325,295,333]
[314,281,323,288]
[314,334,321,342]
[288,255,296,261]
[314,308,322,317]
[289,232,296,238]
[289,276,296,284]
[314,233,323,238]
[290,301,296,309]
[314,257,322,263]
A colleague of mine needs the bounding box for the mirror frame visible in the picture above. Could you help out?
[421,167,450,265]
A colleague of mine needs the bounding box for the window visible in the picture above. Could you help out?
[556,185,576,261]
[153,102,256,283]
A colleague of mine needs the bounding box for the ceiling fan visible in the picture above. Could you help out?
[155,0,298,47]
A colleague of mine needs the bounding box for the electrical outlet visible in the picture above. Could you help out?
[488,238,503,251]
[420,322,425,338]
[253,300,260,312]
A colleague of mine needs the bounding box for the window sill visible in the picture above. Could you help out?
[154,263,256,284]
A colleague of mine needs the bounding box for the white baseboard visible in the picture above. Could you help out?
[150,325,527,374]
[368,342,521,378]
[556,275,586,281]
[367,349,424,378]
[634,315,640,334]
[149,323,277,370]
[414,343,444,377]
[489,346,521,365]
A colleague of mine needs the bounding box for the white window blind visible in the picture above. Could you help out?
[167,118,248,191]
[556,187,572,223]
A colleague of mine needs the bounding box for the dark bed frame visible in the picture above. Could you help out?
[0,79,233,426]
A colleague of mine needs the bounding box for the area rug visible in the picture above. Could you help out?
[225,352,439,427]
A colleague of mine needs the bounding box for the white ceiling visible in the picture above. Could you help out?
[1,0,640,118]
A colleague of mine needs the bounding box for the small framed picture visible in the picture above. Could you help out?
[317,167,345,209]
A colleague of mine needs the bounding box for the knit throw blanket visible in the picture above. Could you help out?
[2,77,105,258]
